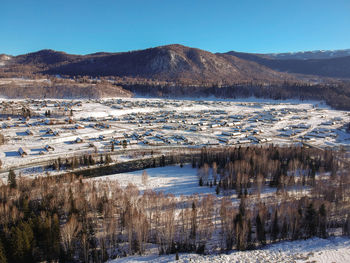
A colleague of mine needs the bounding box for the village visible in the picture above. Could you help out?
[0,98,350,178]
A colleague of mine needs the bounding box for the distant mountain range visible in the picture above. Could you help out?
[258,49,350,60]
[226,50,350,79]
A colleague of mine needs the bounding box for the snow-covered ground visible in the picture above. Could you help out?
[90,164,311,204]
[92,164,215,196]
[110,236,350,263]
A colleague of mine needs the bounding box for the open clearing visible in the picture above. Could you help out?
[92,164,216,196]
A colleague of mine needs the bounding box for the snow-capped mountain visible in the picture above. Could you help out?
[264,49,350,60]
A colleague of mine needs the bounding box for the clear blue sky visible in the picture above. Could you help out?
[1,0,350,55]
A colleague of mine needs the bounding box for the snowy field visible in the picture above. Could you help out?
[92,164,216,196]
[90,164,300,200]
[110,236,350,263]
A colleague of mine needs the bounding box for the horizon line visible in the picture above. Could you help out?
[2,43,350,57]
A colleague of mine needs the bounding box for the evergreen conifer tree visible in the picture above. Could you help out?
[271,210,280,241]
[0,238,7,263]
[305,203,317,238]
[8,170,16,188]
[256,214,266,245]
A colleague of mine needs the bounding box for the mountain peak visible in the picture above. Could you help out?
[0,54,12,60]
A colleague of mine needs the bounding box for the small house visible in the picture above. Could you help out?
[218,137,230,143]
[75,137,83,143]
[44,144,55,151]
[25,129,33,135]
[18,147,28,157]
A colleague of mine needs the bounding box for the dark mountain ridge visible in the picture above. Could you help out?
[2,44,292,84]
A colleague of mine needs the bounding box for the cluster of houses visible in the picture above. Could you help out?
[0,99,349,162]
[16,144,54,157]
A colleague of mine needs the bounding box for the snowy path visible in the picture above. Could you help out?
[109,237,350,263]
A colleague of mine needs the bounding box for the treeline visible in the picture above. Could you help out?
[195,145,340,196]
[122,81,350,111]
[0,146,349,262]
[49,153,113,172]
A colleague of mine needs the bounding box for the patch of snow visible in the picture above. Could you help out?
[109,236,350,263]
[90,164,216,196]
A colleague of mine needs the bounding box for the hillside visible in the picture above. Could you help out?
[0,78,133,99]
[1,45,293,84]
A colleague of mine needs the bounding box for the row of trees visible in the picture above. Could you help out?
[50,153,113,171]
